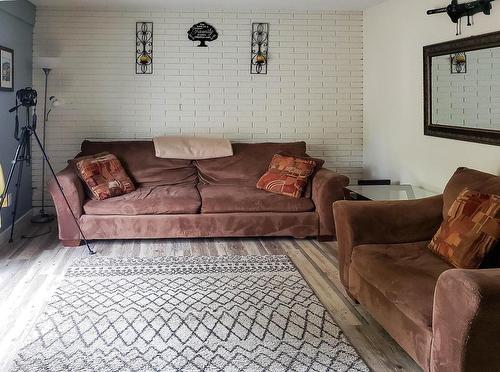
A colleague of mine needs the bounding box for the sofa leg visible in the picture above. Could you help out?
[317,235,335,242]
[61,239,82,247]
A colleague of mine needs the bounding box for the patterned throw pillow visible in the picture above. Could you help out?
[256,154,318,198]
[428,188,500,269]
[281,153,325,199]
[73,152,135,200]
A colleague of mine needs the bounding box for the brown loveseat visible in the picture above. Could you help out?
[333,167,500,372]
[49,140,349,246]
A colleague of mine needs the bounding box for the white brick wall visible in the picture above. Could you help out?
[432,47,500,129]
[32,8,363,205]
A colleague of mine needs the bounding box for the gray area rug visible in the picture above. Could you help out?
[11,255,369,372]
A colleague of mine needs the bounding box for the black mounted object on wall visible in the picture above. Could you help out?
[136,22,153,74]
[188,22,218,47]
[250,23,269,74]
[427,0,495,35]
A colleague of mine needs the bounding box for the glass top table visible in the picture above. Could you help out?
[346,185,438,201]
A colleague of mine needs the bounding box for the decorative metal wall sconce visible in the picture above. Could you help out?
[250,23,269,74]
[450,52,467,74]
[136,22,153,74]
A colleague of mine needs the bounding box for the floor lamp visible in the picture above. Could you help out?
[32,57,61,224]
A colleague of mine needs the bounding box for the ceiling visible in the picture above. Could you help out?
[29,0,386,11]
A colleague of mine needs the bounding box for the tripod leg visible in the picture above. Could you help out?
[8,138,27,243]
[31,130,95,255]
[0,128,26,213]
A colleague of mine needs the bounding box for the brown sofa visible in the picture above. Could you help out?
[333,167,500,372]
[49,140,349,246]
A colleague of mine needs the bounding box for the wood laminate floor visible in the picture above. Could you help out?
[0,222,421,372]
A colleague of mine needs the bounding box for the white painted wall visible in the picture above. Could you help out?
[364,0,500,192]
[32,8,363,206]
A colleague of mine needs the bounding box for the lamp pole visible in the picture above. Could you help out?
[31,67,54,223]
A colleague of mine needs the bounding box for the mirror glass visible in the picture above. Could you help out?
[431,47,500,131]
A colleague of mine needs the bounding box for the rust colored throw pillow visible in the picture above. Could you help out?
[279,152,325,199]
[256,154,318,198]
[73,152,136,200]
[428,188,500,269]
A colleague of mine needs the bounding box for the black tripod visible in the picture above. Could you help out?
[0,90,95,255]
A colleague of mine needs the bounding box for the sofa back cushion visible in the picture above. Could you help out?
[80,140,197,187]
[443,167,500,217]
[195,142,307,186]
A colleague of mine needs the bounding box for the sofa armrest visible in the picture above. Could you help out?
[48,165,85,241]
[333,195,443,288]
[431,269,500,372]
[311,168,349,238]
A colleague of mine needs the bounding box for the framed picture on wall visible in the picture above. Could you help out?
[0,46,14,91]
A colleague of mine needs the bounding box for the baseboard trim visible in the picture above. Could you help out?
[0,209,34,245]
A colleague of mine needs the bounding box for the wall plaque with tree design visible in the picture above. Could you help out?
[187,22,218,47]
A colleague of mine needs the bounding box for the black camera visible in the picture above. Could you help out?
[8,87,38,139]
[16,87,37,108]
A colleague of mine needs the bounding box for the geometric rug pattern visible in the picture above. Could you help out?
[10,255,369,371]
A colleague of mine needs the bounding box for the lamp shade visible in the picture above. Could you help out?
[49,96,62,107]
[36,57,61,69]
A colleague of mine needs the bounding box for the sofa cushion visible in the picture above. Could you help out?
[349,265,433,368]
[351,240,453,329]
[198,184,315,213]
[443,167,500,217]
[80,140,198,187]
[83,185,201,215]
[429,188,500,269]
[195,142,308,186]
